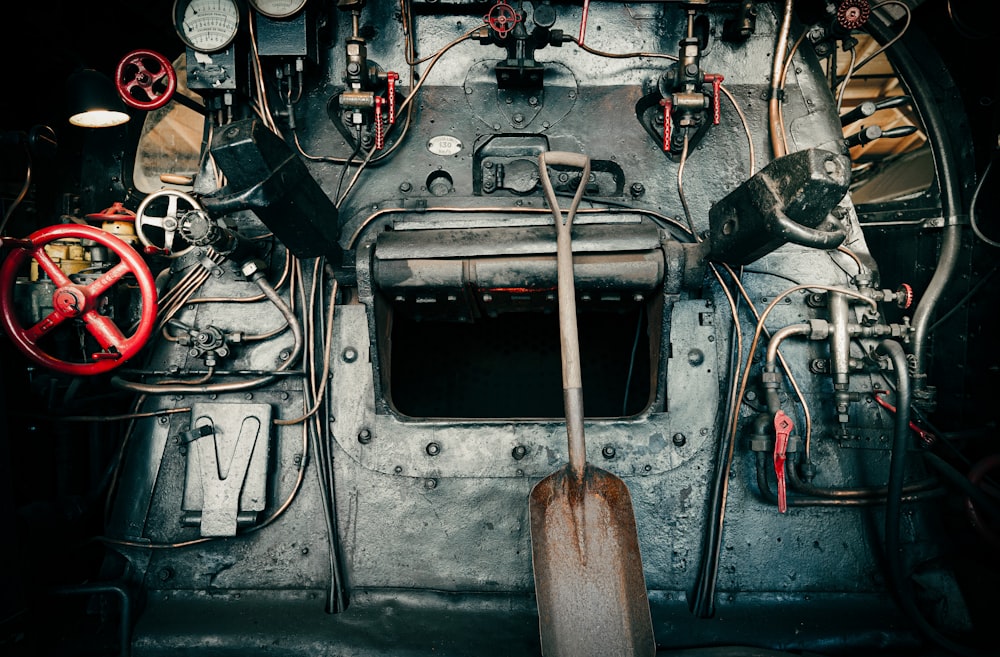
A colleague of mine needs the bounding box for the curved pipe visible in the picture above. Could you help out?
[768,0,795,159]
[763,323,811,413]
[867,13,967,400]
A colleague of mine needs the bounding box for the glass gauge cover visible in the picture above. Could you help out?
[174,0,241,52]
[249,0,308,19]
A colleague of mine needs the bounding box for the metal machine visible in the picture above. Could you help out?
[1,1,997,655]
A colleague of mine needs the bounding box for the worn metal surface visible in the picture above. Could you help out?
[79,2,968,654]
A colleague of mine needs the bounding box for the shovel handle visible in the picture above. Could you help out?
[539,150,591,479]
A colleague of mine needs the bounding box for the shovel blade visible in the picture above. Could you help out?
[529,464,655,657]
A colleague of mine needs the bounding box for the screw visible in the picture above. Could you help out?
[399,181,412,192]
[394,465,403,474]
[424,478,438,490]
[301,547,310,555]
[279,349,291,360]
[358,429,372,444]
[672,433,687,447]
[630,182,645,198]
[426,442,441,456]
[602,445,617,459]
[512,445,527,460]
[244,393,253,400]
[158,416,169,425]
[342,347,358,362]
[513,113,525,124]
[158,567,174,582]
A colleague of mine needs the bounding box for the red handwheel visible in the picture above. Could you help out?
[115,49,177,111]
[0,224,158,376]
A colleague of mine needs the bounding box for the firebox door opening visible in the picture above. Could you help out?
[386,306,652,419]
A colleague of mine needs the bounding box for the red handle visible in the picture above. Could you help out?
[115,49,177,111]
[0,224,157,375]
[705,73,724,126]
[773,410,794,513]
[374,97,385,150]
[660,98,673,152]
[386,72,399,126]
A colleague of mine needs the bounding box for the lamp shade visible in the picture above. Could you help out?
[67,69,130,128]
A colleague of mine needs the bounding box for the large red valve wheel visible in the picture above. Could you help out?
[115,49,177,111]
[0,224,158,376]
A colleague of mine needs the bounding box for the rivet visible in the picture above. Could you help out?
[358,429,372,444]
[602,445,617,459]
[424,478,438,490]
[426,442,441,456]
[672,433,687,447]
[342,347,358,362]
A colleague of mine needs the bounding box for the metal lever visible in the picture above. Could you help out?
[773,410,794,514]
[386,71,398,125]
[845,124,917,148]
[704,73,724,125]
[839,95,912,126]
[659,98,672,151]
[374,96,384,150]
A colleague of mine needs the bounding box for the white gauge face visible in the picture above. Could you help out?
[175,0,240,52]
[249,0,307,19]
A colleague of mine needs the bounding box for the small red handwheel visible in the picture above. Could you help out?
[0,224,158,375]
[485,2,520,38]
[115,49,177,111]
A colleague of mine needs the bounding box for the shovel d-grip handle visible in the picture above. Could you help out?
[773,206,848,250]
[0,224,157,375]
[539,150,591,479]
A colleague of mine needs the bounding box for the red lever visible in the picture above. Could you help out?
[773,410,794,514]
[659,98,672,152]
[386,72,398,126]
[704,74,724,126]
[374,96,385,150]
[873,390,935,446]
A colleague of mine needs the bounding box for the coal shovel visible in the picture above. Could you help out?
[529,151,655,657]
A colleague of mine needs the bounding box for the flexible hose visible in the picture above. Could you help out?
[866,15,967,401]
[878,339,988,657]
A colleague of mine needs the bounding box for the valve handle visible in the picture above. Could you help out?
[773,410,794,514]
[386,71,399,126]
[0,224,157,375]
[135,189,201,258]
[374,96,385,150]
[704,74,724,126]
[115,50,177,111]
[485,2,520,38]
[659,98,673,152]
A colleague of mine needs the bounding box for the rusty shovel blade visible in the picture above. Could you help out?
[529,464,656,657]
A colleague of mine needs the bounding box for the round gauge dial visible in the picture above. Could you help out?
[174,0,240,52]
[249,0,307,19]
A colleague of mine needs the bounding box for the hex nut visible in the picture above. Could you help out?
[241,259,265,279]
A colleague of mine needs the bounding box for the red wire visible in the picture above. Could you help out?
[579,0,590,43]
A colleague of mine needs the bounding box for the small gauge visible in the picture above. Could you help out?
[249,0,308,19]
[174,0,241,53]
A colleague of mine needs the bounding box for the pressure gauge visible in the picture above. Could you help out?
[174,0,241,53]
[249,0,307,19]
